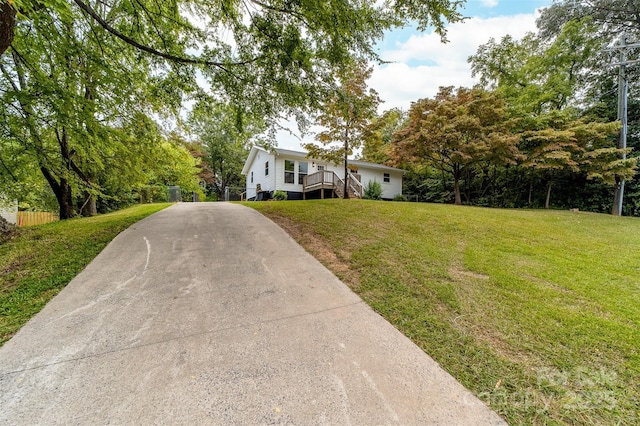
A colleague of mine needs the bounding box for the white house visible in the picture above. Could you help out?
[241,146,404,201]
[0,195,18,225]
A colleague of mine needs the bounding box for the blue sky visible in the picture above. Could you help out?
[378,0,552,51]
[276,0,555,150]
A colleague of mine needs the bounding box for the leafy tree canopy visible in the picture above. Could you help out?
[392,86,519,205]
[1,0,465,123]
[360,108,407,165]
[189,100,267,200]
[304,60,380,198]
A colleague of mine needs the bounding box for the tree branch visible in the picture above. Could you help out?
[72,0,256,69]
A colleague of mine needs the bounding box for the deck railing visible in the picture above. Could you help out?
[302,170,362,199]
[347,173,363,198]
[303,170,336,188]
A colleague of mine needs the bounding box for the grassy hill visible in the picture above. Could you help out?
[246,199,639,425]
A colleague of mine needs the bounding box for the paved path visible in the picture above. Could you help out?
[0,203,506,425]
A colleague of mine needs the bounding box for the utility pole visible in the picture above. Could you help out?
[606,36,640,216]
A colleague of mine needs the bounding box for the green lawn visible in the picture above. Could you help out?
[246,200,639,425]
[0,203,171,346]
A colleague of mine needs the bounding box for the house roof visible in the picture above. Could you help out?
[241,146,404,175]
[274,148,405,173]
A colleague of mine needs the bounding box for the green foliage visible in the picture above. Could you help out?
[469,18,599,114]
[1,0,466,218]
[0,203,170,345]
[272,190,288,201]
[392,194,408,202]
[392,86,519,205]
[138,185,168,204]
[249,200,640,425]
[361,108,407,165]
[454,12,639,213]
[304,61,381,165]
[362,180,383,200]
[0,3,197,218]
[189,101,263,200]
[150,140,201,193]
[304,61,381,199]
[3,0,462,128]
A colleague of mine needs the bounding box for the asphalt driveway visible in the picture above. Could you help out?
[0,203,505,425]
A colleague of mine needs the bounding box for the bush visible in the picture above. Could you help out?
[138,185,168,203]
[393,194,409,202]
[272,190,288,201]
[363,180,383,200]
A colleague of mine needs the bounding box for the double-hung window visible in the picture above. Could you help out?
[383,173,390,183]
[298,162,308,185]
[284,160,295,184]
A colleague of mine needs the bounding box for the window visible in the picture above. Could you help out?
[317,165,325,171]
[298,161,308,185]
[284,160,295,184]
[251,171,254,183]
[383,173,390,183]
[265,161,269,176]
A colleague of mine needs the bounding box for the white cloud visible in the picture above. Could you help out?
[481,0,499,7]
[371,13,540,111]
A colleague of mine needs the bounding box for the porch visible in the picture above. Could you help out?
[302,170,363,199]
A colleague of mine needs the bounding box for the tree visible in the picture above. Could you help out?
[360,108,407,165]
[392,86,519,205]
[0,5,188,218]
[469,18,600,115]
[0,0,465,128]
[537,0,640,40]
[189,101,265,201]
[469,15,638,211]
[304,61,381,198]
[1,1,465,54]
[148,139,201,195]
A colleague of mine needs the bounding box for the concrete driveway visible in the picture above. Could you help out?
[0,203,506,425]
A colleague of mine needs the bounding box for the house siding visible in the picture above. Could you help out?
[275,156,310,198]
[357,169,403,199]
[323,163,403,199]
[245,150,276,200]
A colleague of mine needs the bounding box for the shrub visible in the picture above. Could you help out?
[393,194,409,202]
[272,190,288,201]
[363,180,383,200]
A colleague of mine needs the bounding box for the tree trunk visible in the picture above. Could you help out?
[528,177,534,207]
[453,165,462,205]
[545,180,553,209]
[80,191,97,216]
[343,139,349,199]
[43,172,74,219]
[0,2,16,56]
[58,180,75,219]
[40,168,74,219]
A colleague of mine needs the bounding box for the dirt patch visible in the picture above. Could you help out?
[448,267,490,281]
[262,213,361,289]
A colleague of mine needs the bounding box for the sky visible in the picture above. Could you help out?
[275,0,554,151]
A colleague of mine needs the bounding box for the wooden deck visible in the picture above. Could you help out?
[303,171,362,199]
